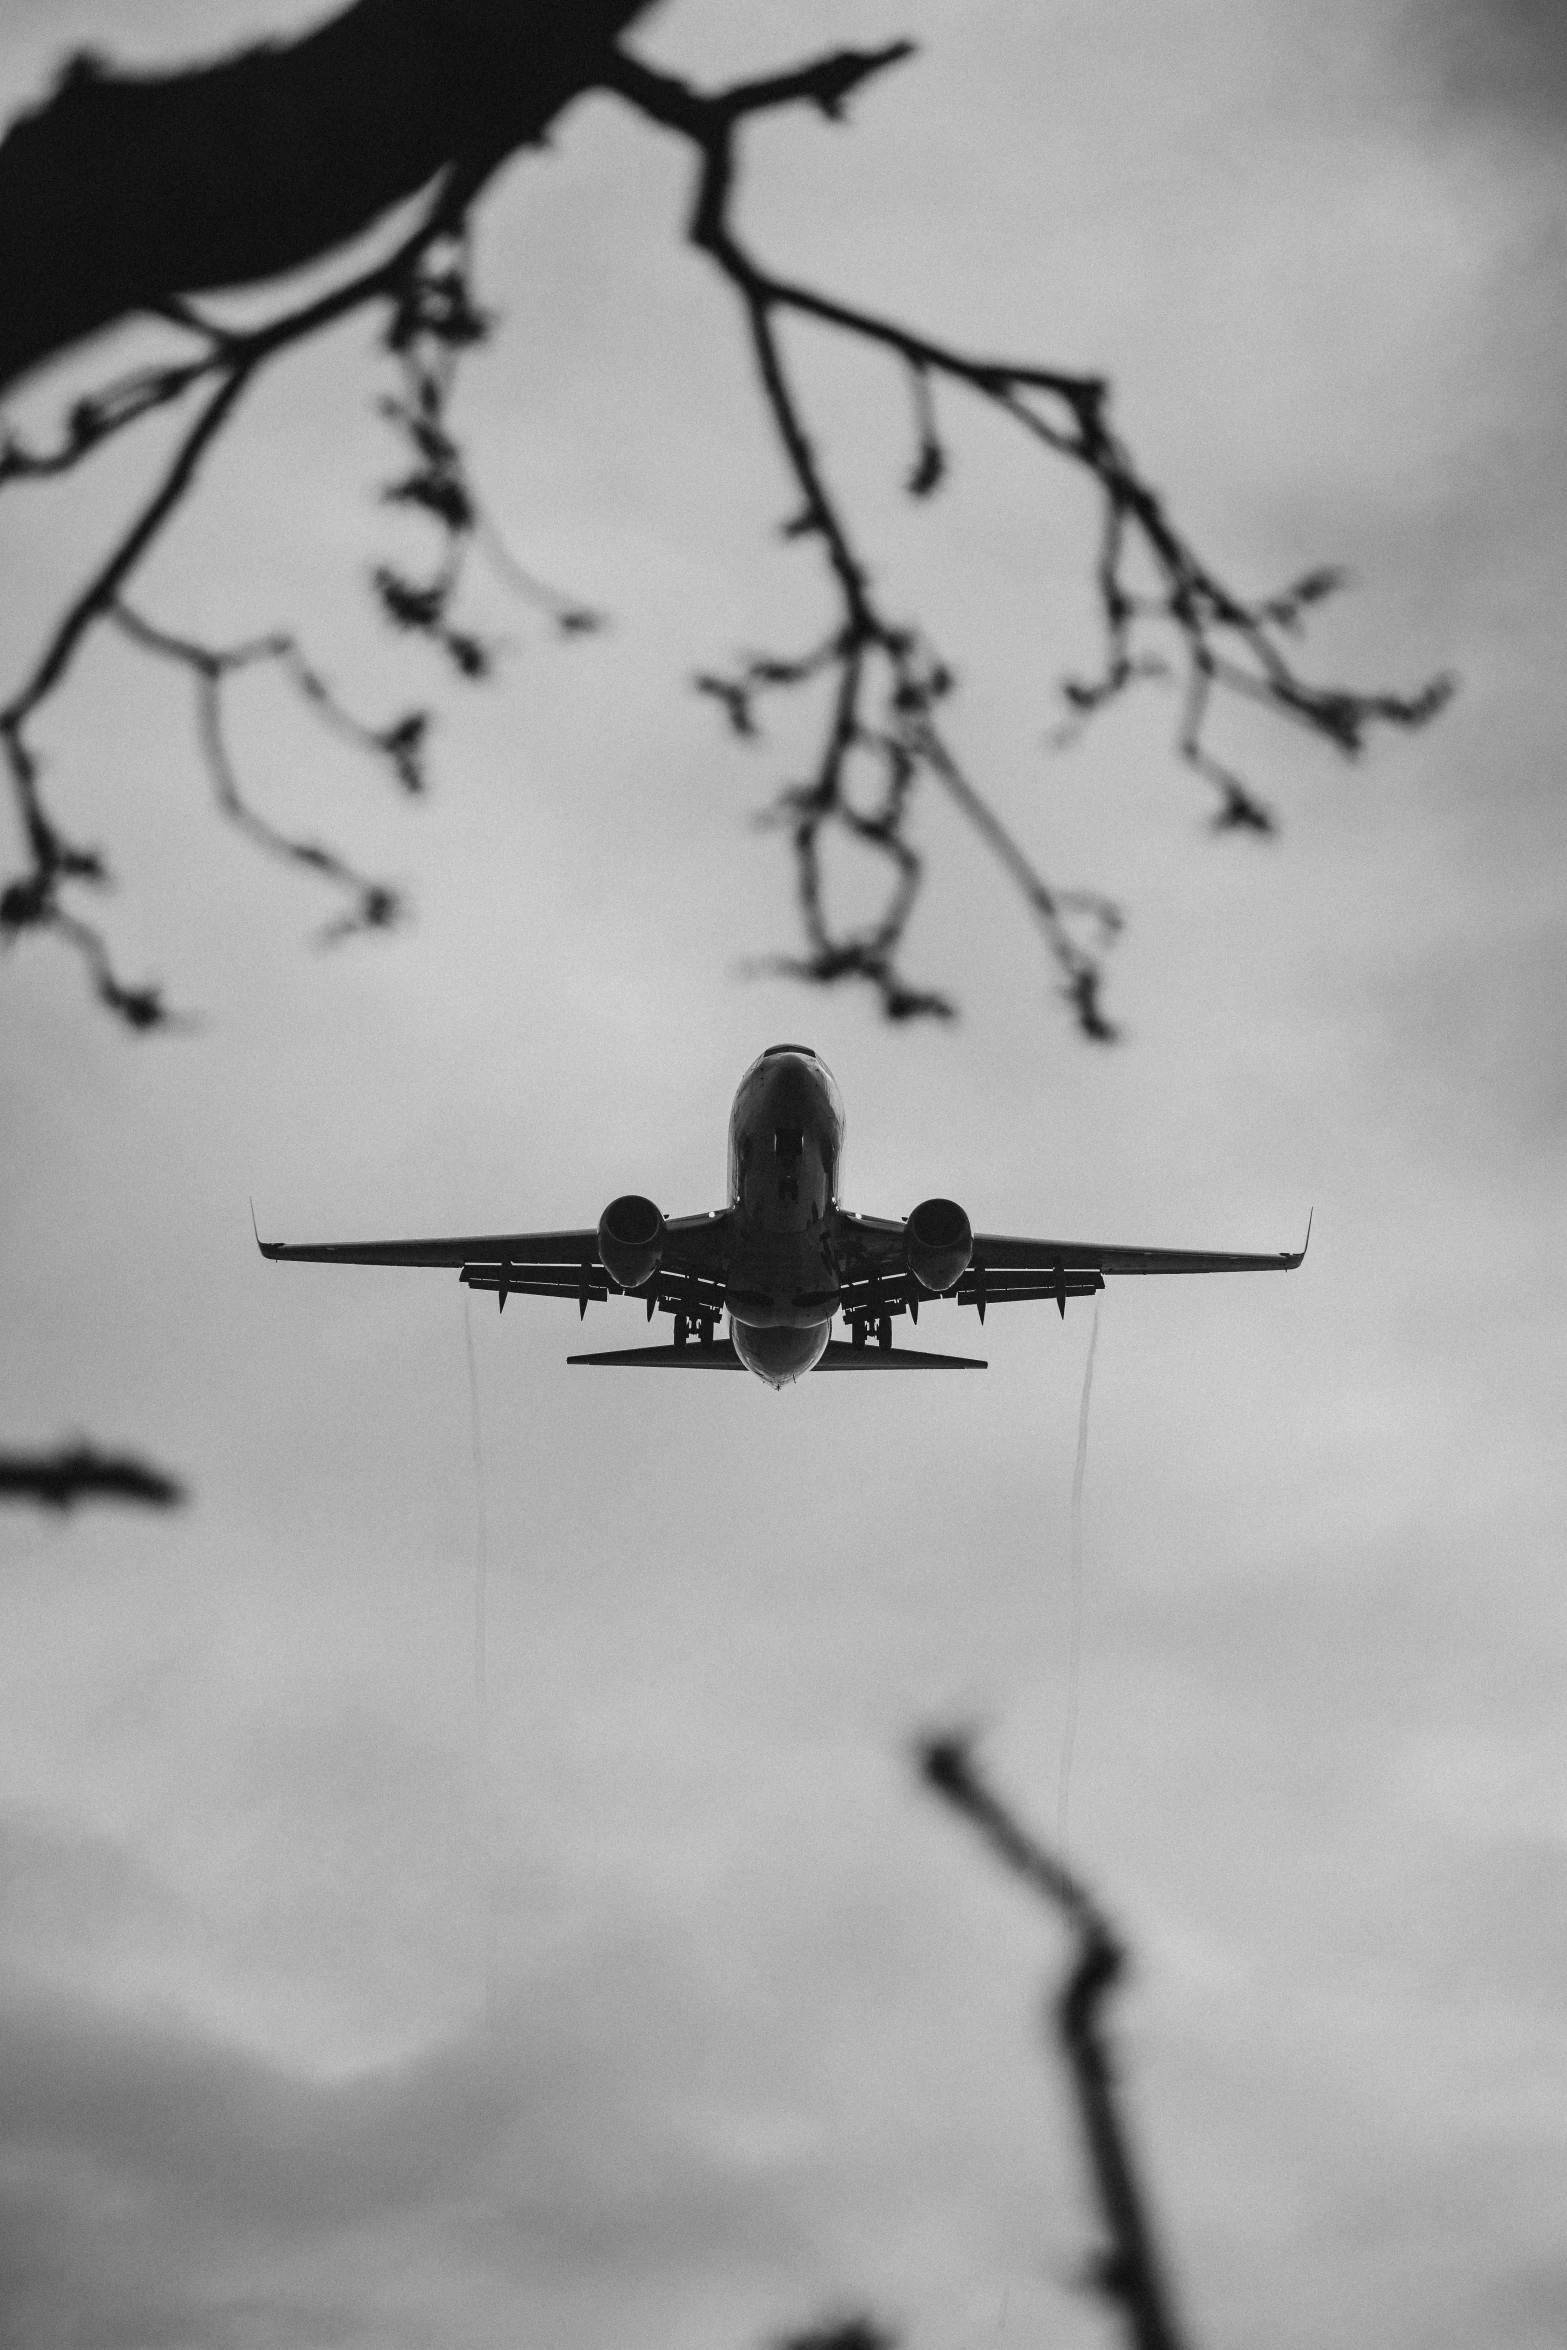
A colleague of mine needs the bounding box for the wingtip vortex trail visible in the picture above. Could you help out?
[461,1294,498,2034]
[1057,1295,1101,1857]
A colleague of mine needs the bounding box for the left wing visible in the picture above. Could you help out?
[257,1212,730,1322]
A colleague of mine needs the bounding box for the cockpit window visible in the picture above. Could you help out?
[762,1043,816,1059]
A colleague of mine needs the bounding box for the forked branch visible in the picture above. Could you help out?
[607,42,1452,1032]
[0,177,463,1022]
[0,19,1451,1033]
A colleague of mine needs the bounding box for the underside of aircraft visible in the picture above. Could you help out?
[257,1045,1308,1388]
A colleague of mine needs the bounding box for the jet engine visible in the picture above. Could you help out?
[904,1196,973,1293]
[597,1194,665,1291]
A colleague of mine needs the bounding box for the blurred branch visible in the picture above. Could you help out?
[0,174,470,1025]
[371,220,605,680]
[919,1731,1192,2350]
[0,9,1451,1032]
[108,601,417,946]
[0,1443,185,1510]
[0,4,657,399]
[774,2324,898,2350]
[770,2312,892,2350]
[0,4,633,1028]
[606,43,1452,1033]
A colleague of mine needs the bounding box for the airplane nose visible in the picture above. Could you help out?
[757,1059,818,1126]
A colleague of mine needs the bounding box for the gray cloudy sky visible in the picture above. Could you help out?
[1,2,1565,2345]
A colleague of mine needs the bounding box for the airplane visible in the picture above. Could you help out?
[256,1043,1308,1388]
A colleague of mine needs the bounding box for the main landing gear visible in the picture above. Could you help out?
[672,1313,716,1350]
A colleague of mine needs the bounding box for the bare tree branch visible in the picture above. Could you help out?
[371,222,606,678]
[919,1731,1192,2350]
[0,1443,185,1510]
[0,2,658,401]
[603,41,1453,1032]
[108,601,414,943]
[0,349,223,487]
[0,177,610,1025]
[0,179,471,1022]
[774,2323,898,2350]
[0,11,1451,1033]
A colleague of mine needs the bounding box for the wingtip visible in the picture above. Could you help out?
[251,1196,282,1260]
[1284,1206,1313,1269]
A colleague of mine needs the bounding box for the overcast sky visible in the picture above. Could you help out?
[1,3,1565,2346]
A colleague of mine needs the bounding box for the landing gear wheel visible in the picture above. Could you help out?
[674,1313,688,1349]
[877,1315,892,1350]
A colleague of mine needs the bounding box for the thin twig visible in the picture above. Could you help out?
[108,600,411,942]
[0,173,470,1023]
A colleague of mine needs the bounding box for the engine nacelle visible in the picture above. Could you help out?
[597,1194,665,1291]
[904,1196,972,1294]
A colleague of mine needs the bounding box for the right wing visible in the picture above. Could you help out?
[257,1212,731,1321]
[953,1226,1308,1311]
[834,1208,1308,1323]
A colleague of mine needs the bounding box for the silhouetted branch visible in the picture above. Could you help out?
[108,601,416,943]
[372,224,606,678]
[0,167,609,1024]
[0,4,658,400]
[0,351,222,487]
[605,42,1452,1030]
[0,1443,185,1510]
[0,8,1451,1032]
[774,2322,899,2350]
[0,3,637,1021]
[0,174,469,1022]
[919,1731,1192,2350]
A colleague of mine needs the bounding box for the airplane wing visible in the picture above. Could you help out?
[256,1212,730,1322]
[835,1210,1309,1322]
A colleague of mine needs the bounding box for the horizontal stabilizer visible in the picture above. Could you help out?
[568,1340,746,1369]
[814,1341,986,1371]
[568,1337,987,1371]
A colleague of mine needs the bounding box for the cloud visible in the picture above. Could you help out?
[0,1980,516,2344]
[1370,1833,1567,2008]
[1404,0,1567,140]
[0,1947,815,2348]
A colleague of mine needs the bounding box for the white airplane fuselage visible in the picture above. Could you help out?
[724,1044,846,1383]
